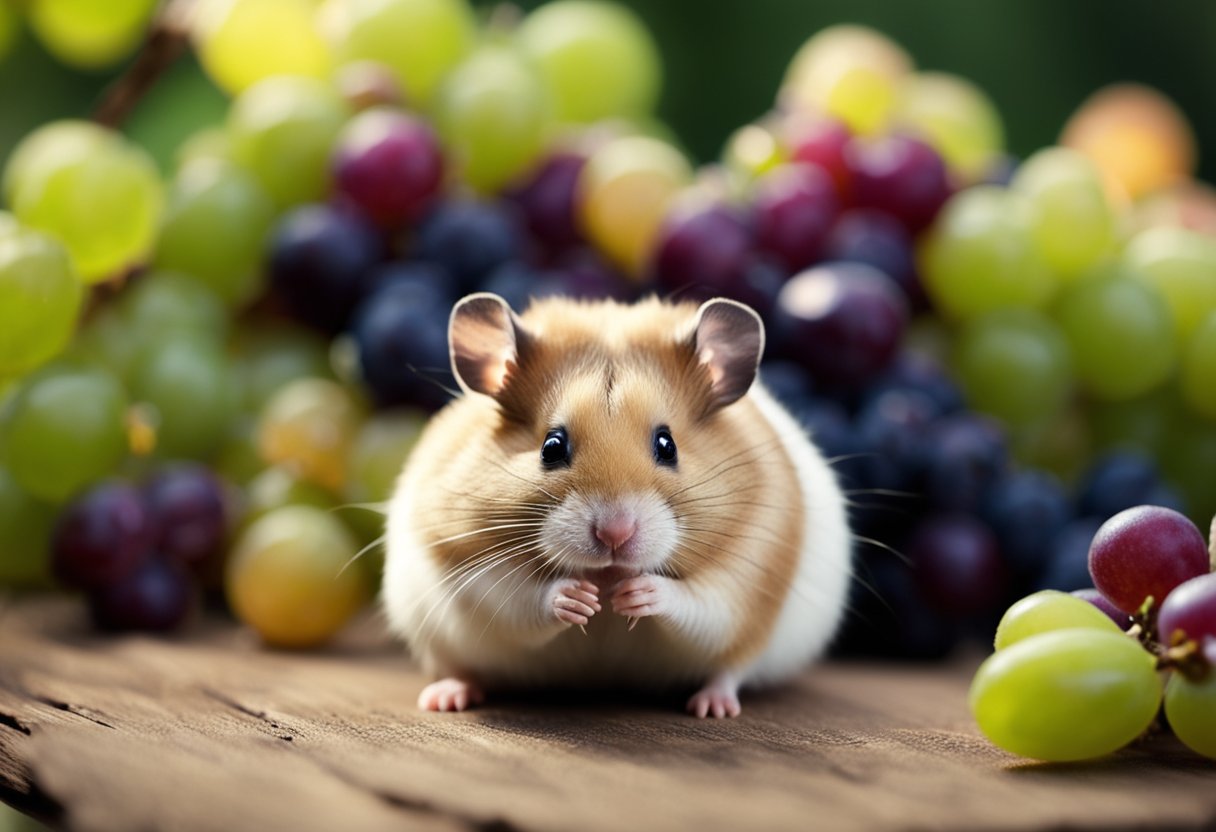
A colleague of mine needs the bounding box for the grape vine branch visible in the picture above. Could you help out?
[92,0,196,128]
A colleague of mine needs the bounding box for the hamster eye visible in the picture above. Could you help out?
[541,427,570,467]
[653,427,677,466]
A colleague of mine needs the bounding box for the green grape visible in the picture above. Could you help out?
[193,0,331,95]
[435,45,551,193]
[121,271,229,343]
[214,416,263,486]
[994,590,1122,651]
[1055,266,1176,401]
[5,120,163,283]
[0,225,83,378]
[155,158,276,306]
[1124,227,1216,346]
[1012,147,1116,278]
[1010,403,1091,483]
[175,128,234,168]
[67,306,140,382]
[920,186,1056,322]
[969,629,1162,762]
[130,335,237,461]
[1165,671,1216,759]
[894,71,1003,182]
[234,324,333,412]
[258,378,363,492]
[516,0,660,124]
[0,1,17,64]
[1088,386,1174,457]
[343,409,425,543]
[28,0,157,68]
[2,363,129,502]
[228,75,349,208]
[0,466,58,587]
[722,123,784,184]
[226,505,368,648]
[244,465,334,528]
[323,0,474,109]
[1181,311,1216,420]
[954,308,1071,427]
[1160,410,1216,524]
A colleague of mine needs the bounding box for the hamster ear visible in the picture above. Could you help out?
[449,293,530,398]
[690,298,765,411]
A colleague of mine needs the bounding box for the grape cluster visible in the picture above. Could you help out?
[971,505,1216,762]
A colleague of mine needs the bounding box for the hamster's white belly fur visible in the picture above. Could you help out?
[381,383,853,690]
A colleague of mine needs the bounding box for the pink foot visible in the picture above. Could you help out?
[418,677,484,712]
[686,672,741,719]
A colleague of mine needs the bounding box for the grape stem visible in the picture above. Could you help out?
[93,0,196,128]
[1128,595,1212,682]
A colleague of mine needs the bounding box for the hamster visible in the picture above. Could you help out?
[382,293,852,718]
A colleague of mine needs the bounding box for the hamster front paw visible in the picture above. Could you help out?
[551,579,601,627]
[609,575,675,622]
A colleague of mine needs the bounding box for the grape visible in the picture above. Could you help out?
[258,378,363,492]
[845,134,951,233]
[1055,267,1176,402]
[549,250,634,302]
[516,0,660,123]
[723,124,783,183]
[5,121,163,283]
[90,557,194,633]
[1088,505,1209,614]
[193,0,331,95]
[215,417,263,487]
[994,590,1122,650]
[245,466,334,527]
[1165,672,1216,759]
[1124,227,1216,346]
[1089,387,1173,458]
[28,0,157,68]
[1181,311,1216,420]
[1070,588,1132,628]
[1060,83,1195,200]
[969,629,1162,761]
[324,0,475,108]
[234,325,334,413]
[1011,147,1116,278]
[953,308,1071,427]
[332,108,444,228]
[3,364,128,502]
[982,470,1069,575]
[415,200,522,292]
[226,505,368,648]
[267,203,385,333]
[1159,411,1216,524]
[835,554,956,660]
[51,481,153,591]
[129,335,237,461]
[144,465,228,571]
[228,76,349,208]
[577,135,692,276]
[923,413,1008,512]
[175,128,234,168]
[907,514,1007,617]
[1038,517,1105,592]
[0,2,15,63]
[120,271,229,345]
[482,262,562,313]
[751,163,839,273]
[865,351,963,415]
[1158,573,1216,647]
[0,225,83,378]
[919,186,1055,322]
[505,152,587,252]
[155,158,276,307]
[343,410,426,540]
[652,201,752,299]
[893,71,1004,182]
[335,61,405,112]
[0,467,58,587]
[759,361,814,412]
[1077,451,1162,519]
[823,209,921,308]
[772,263,908,389]
[853,389,938,494]
[353,277,456,409]
[779,25,912,135]
[783,116,852,196]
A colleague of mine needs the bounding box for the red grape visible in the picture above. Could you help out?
[333,108,444,228]
[144,465,228,571]
[52,482,154,591]
[1158,573,1216,646]
[89,557,194,633]
[1070,588,1131,629]
[752,163,839,272]
[653,202,752,297]
[845,134,952,232]
[505,152,586,252]
[822,208,924,309]
[784,116,852,197]
[1088,505,1209,614]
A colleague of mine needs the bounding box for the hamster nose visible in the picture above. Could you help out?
[594,514,637,551]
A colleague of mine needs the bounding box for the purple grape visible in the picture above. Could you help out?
[268,204,384,333]
[1088,505,1210,614]
[772,262,908,389]
[481,261,564,312]
[51,482,154,591]
[854,388,939,492]
[907,514,1008,617]
[785,117,852,197]
[1071,588,1131,629]
[653,202,753,297]
[415,200,524,292]
[549,250,635,302]
[505,152,586,252]
[332,109,444,228]
[353,276,455,409]
[89,557,194,632]
[981,469,1070,575]
[1077,451,1162,519]
[923,414,1008,512]
[844,134,952,233]
[1038,516,1106,592]
[752,164,839,272]
[822,208,924,309]
[759,360,815,411]
[143,465,227,570]
[1157,573,1216,646]
[363,261,455,310]
[865,351,964,415]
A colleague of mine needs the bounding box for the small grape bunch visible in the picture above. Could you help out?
[51,465,228,632]
[970,505,1216,762]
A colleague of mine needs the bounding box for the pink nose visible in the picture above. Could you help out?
[594,514,637,550]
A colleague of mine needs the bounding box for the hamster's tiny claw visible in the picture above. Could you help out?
[418,678,484,713]
[552,578,601,628]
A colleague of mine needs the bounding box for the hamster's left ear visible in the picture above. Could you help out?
[449,293,532,398]
[689,298,765,411]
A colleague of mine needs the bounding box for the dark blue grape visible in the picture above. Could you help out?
[1038,516,1105,592]
[143,465,228,571]
[415,200,523,292]
[759,361,815,411]
[854,388,940,493]
[89,557,194,632]
[981,468,1070,575]
[907,513,1008,618]
[865,350,964,415]
[481,261,564,313]
[833,553,958,660]
[365,261,456,309]
[353,278,456,409]
[822,208,924,309]
[923,414,1008,512]
[52,481,154,591]
[1076,450,1160,518]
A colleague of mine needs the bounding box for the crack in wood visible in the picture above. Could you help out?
[201,688,296,742]
[33,696,115,730]
[0,712,31,737]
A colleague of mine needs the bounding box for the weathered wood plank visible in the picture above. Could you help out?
[1,597,1213,832]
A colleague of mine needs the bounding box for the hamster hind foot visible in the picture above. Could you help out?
[418,677,485,712]
[686,671,742,719]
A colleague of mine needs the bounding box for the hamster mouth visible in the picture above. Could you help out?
[581,564,644,587]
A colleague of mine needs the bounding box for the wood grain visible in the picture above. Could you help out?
[0,597,1213,832]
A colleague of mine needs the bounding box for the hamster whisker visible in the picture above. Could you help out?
[476,552,565,645]
[483,458,560,502]
[851,534,910,565]
[676,523,792,553]
[335,534,386,579]
[670,540,792,605]
[439,487,558,511]
[841,488,920,499]
[427,521,551,548]
[666,439,788,500]
[329,501,389,516]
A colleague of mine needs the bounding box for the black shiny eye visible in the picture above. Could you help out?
[654,427,677,466]
[541,427,570,468]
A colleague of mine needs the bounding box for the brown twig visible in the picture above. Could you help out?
[92,0,197,128]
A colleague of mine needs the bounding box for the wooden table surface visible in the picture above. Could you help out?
[1,596,1213,832]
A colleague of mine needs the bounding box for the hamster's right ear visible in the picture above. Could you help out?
[449,293,531,397]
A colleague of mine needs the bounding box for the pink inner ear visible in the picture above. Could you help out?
[699,346,725,386]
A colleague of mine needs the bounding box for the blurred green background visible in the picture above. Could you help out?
[1,0,1214,177]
